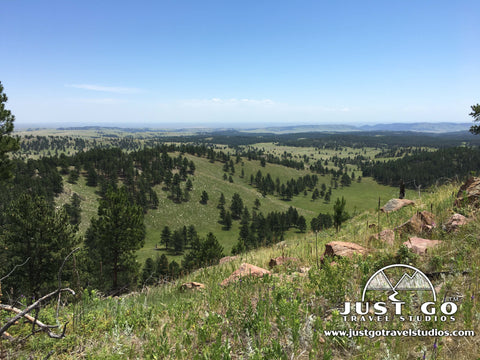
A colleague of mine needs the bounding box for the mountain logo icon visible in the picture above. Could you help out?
[361,264,436,302]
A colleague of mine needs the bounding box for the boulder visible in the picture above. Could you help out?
[403,237,442,255]
[369,229,395,245]
[219,256,238,265]
[455,177,480,207]
[180,282,205,291]
[220,263,271,286]
[381,199,415,213]
[443,213,469,232]
[268,256,300,268]
[323,241,368,259]
[396,211,436,235]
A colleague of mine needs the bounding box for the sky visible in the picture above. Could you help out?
[1,0,479,128]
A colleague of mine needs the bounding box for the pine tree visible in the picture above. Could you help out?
[64,192,82,226]
[199,233,224,266]
[2,194,78,298]
[218,193,226,209]
[333,197,349,232]
[161,226,171,250]
[230,193,244,219]
[155,254,169,278]
[85,187,145,290]
[297,215,307,233]
[200,190,209,204]
[0,81,20,181]
[86,165,98,187]
[142,257,155,285]
[172,229,184,254]
[223,211,232,230]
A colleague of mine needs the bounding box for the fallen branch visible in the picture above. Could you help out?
[0,288,74,339]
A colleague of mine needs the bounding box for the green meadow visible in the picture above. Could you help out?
[58,147,397,264]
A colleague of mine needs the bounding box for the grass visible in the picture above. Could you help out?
[6,180,480,359]
[55,147,399,265]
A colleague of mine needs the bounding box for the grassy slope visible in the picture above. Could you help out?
[59,152,396,263]
[12,182,480,359]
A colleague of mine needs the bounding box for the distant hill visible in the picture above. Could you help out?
[244,122,471,134]
[358,122,471,133]
[53,122,472,135]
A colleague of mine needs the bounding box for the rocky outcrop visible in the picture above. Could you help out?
[455,177,480,207]
[268,256,300,268]
[180,282,205,291]
[443,213,469,232]
[403,237,442,255]
[381,199,415,213]
[323,241,368,259]
[369,229,395,245]
[220,263,271,286]
[396,211,436,235]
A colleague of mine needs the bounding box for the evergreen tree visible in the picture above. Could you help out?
[161,226,171,250]
[311,213,333,232]
[188,160,196,174]
[2,194,78,298]
[469,103,480,135]
[67,169,80,184]
[297,215,307,233]
[64,192,82,226]
[223,211,232,230]
[185,178,193,191]
[155,254,169,278]
[230,193,244,219]
[333,196,349,232]
[86,165,98,187]
[218,192,226,208]
[168,260,180,278]
[199,232,224,266]
[142,257,155,285]
[85,187,145,291]
[340,172,351,187]
[172,229,184,254]
[200,190,209,204]
[0,82,20,181]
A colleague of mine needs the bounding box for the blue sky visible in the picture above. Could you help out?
[1,0,479,128]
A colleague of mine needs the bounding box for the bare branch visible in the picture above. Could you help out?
[0,288,75,338]
[56,247,80,321]
[0,257,30,282]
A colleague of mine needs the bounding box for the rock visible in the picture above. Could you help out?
[403,237,443,255]
[396,211,436,235]
[219,256,238,265]
[220,263,271,286]
[381,199,415,213]
[369,229,395,245]
[455,177,480,207]
[323,241,368,259]
[180,282,205,291]
[268,256,300,268]
[444,213,469,232]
